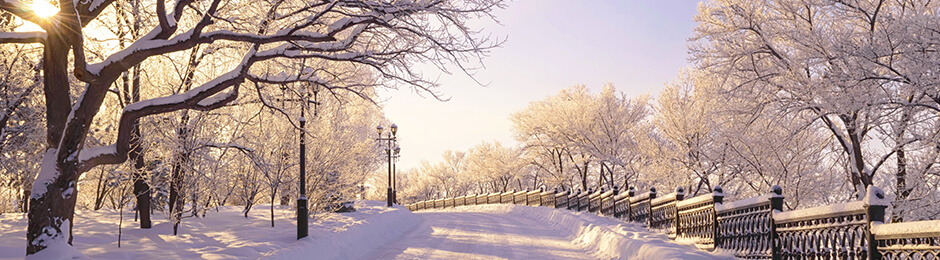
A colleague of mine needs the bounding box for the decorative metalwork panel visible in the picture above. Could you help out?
[717,203,773,259]
[541,192,555,207]
[614,198,630,220]
[776,213,869,259]
[555,193,569,209]
[528,192,541,206]
[677,198,716,249]
[567,194,580,211]
[501,193,512,204]
[650,200,678,238]
[589,194,602,213]
[630,200,651,226]
[601,196,615,216]
[877,236,940,260]
[514,192,526,204]
[579,193,591,212]
[873,220,940,260]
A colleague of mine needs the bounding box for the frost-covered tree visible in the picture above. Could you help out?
[511,85,649,191]
[0,0,504,255]
[0,44,43,214]
[650,70,730,195]
[464,141,524,193]
[690,0,940,218]
[691,0,935,197]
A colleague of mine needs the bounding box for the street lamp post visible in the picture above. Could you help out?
[376,124,398,207]
[297,113,308,239]
[392,146,400,204]
[296,83,316,240]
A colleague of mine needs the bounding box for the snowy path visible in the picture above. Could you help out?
[362,211,595,259]
[1,201,730,259]
[357,205,732,260]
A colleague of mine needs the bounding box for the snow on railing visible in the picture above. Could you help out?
[630,187,656,227]
[675,186,723,250]
[871,220,940,260]
[715,185,782,259]
[404,184,935,260]
[650,187,685,239]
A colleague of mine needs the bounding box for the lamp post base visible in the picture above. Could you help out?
[297,196,308,239]
[387,188,394,207]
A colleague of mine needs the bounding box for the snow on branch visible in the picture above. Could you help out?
[78,0,504,172]
[0,32,47,44]
[76,0,117,27]
[78,49,257,173]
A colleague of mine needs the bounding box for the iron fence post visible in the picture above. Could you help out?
[648,187,657,228]
[712,186,724,251]
[768,185,783,260]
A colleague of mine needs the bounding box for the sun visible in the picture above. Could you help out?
[28,0,58,18]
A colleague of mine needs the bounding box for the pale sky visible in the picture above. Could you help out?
[379,1,703,171]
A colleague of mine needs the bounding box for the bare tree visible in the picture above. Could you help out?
[0,0,504,255]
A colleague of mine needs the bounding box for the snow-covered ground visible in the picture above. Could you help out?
[390,204,733,260]
[0,201,731,259]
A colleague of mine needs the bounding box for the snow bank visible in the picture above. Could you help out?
[424,204,733,260]
[260,200,420,259]
[1,201,419,260]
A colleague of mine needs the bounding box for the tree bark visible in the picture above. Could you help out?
[129,65,151,228]
[843,114,872,196]
[893,105,913,222]
[26,23,79,254]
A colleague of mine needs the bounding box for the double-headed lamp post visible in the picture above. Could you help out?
[296,86,313,240]
[297,114,308,239]
[392,146,400,204]
[376,124,399,207]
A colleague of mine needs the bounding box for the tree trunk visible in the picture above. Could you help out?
[129,64,151,228]
[130,123,151,228]
[169,112,189,235]
[580,161,589,191]
[26,25,80,254]
[843,114,872,197]
[94,168,108,210]
[27,150,82,254]
[893,104,913,222]
[270,192,276,227]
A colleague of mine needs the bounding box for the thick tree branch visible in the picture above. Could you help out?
[0,32,46,44]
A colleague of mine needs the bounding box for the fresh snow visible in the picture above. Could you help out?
[1,201,729,259]
[0,32,46,41]
[372,205,732,260]
[77,145,116,163]
[714,193,775,213]
[871,220,940,238]
[29,149,58,199]
[773,201,867,223]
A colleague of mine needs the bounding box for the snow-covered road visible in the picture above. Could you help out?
[356,204,732,260]
[363,211,595,259]
[1,201,731,259]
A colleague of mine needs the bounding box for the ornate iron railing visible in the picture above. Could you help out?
[676,187,723,250]
[714,186,779,259]
[405,185,931,260]
[650,187,685,239]
[872,220,940,260]
[629,188,655,226]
